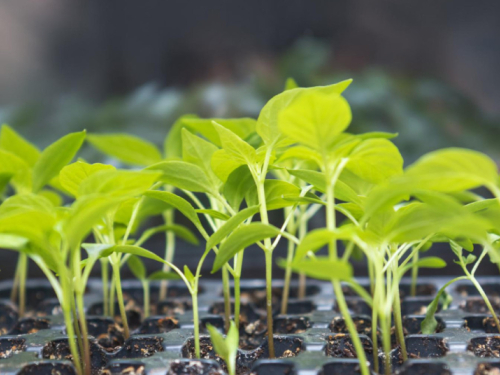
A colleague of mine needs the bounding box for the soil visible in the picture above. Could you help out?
[114,336,164,358]
[233,286,320,312]
[475,363,500,375]
[274,317,311,334]
[0,302,19,334]
[101,362,146,375]
[341,284,435,298]
[87,300,142,330]
[86,317,125,352]
[136,316,179,334]
[457,284,500,298]
[324,334,373,358]
[400,362,451,375]
[157,299,192,316]
[468,336,500,358]
[0,337,26,359]
[9,317,50,335]
[17,362,77,375]
[167,359,224,375]
[330,316,372,336]
[461,297,500,314]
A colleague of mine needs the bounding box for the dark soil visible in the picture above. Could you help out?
[0,337,26,359]
[87,301,142,330]
[462,298,500,314]
[18,362,77,375]
[399,362,451,375]
[468,336,500,358]
[114,336,164,358]
[0,302,19,334]
[86,317,125,352]
[167,359,224,375]
[233,286,320,312]
[324,334,373,358]
[9,317,50,335]
[330,316,372,335]
[157,299,192,316]
[136,316,179,334]
[457,284,500,298]
[274,317,311,334]
[102,362,146,375]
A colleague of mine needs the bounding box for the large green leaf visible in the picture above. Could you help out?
[399,257,446,277]
[88,133,162,166]
[182,118,256,147]
[32,131,86,193]
[278,91,351,153]
[147,160,215,194]
[212,223,280,272]
[164,114,198,160]
[223,166,254,210]
[0,210,55,247]
[281,257,352,281]
[346,138,403,184]
[405,148,498,192]
[0,124,40,167]
[206,205,260,250]
[144,191,204,233]
[0,193,55,215]
[59,161,116,197]
[212,121,257,166]
[293,227,354,261]
[78,170,161,198]
[257,80,352,147]
[211,149,246,182]
[0,149,32,192]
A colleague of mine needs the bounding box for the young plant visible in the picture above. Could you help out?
[126,255,180,317]
[0,125,85,316]
[206,321,239,375]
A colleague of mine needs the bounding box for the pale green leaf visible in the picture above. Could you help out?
[0,149,32,192]
[127,255,147,281]
[182,118,256,147]
[278,91,351,153]
[399,257,446,277]
[147,160,215,194]
[212,121,257,165]
[148,270,181,281]
[281,257,352,281]
[0,234,29,250]
[184,265,195,284]
[60,161,116,197]
[284,77,299,91]
[294,227,353,261]
[196,209,230,221]
[32,131,86,193]
[212,223,280,272]
[0,124,40,167]
[223,165,254,210]
[245,180,304,211]
[88,133,162,166]
[211,149,246,182]
[164,114,198,160]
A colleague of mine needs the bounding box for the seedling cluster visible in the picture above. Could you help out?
[1,79,500,375]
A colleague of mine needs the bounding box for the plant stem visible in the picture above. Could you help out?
[143,280,150,318]
[281,207,296,315]
[112,260,130,339]
[264,250,275,358]
[76,291,91,375]
[192,290,200,358]
[222,265,231,333]
[18,253,27,316]
[393,286,407,360]
[109,276,116,318]
[100,258,109,316]
[371,277,380,374]
[234,276,241,328]
[10,255,21,305]
[298,206,307,299]
[410,249,419,297]
[380,311,392,375]
[471,277,500,332]
[333,280,370,375]
[160,209,176,301]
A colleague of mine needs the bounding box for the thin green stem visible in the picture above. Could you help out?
[143,280,150,318]
[471,277,500,333]
[112,259,130,339]
[410,249,419,297]
[76,292,91,375]
[265,250,275,358]
[222,265,231,333]
[18,253,27,316]
[109,276,116,318]
[281,206,296,315]
[192,290,200,358]
[10,255,21,304]
[380,311,392,375]
[160,209,176,300]
[234,276,241,329]
[392,277,408,360]
[100,258,109,316]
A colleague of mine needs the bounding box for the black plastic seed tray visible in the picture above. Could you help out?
[1,277,500,375]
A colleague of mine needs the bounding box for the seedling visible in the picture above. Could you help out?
[206,321,239,375]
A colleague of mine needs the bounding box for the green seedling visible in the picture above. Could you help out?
[0,125,85,316]
[206,321,239,375]
[126,255,180,317]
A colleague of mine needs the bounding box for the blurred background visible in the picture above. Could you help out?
[1,0,500,279]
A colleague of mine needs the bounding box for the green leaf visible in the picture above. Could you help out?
[164,114,198,160]
[196,209,230,221]
[282,195,325,206]
[257,80,352,147]
[0,234,29,250]
[78,170,161,198]
[127,255,147,281]
[212,121,257,166]
[211,149,246,182]
[245,180,304,211]
[0,149,32,192]
[284,78,299,91]
[63,195,125,249]
[182,118,256,147]
[207,321,239,375]
[405,148,498,192]
[288,169,363,205]
[0,210,55,247]
[280,257,352,281]
[107,245,167,264]
[0,172,13,193]
[278,91,351,153]
[346,138,403,184]
[82,243,114,259]
[147,161,215,194]
[32,131,86,193]
[206,205,260,250]
[293,227,354,261]
[212,223,280,272]
[184,265,195,285]
[181,128,221,188]
[0,124,40,167]
[148,270,181,281]
[223,166,254,211]
[144,191,204,233]
[356,132,398,140]
[0,193,55,215]
[88,133,162,166]
[60,161,116,197]
[399,257,446,277]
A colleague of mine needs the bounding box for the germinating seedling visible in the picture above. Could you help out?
[206,321,239,375]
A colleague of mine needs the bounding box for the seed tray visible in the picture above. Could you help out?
[1,277,500,375]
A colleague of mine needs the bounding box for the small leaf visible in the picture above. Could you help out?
[245,180,305,211]
[107,245,167,264]
[212,121,257,165]
[0,234,28,250]
[211,149,246,182]
[60,161,116,197]
[281,257,353,281]
[0,149,32,192]
[196,209,230,221]
[206,324,229,360]
[399,257,446,276]
[148,270,181,281]
[0,124,40,167]
[144,191,204,233]
[164,114,198,160]
[127,255,147,281]
[82,243,114,259]
[212,223,280,272]
[183,118,256,147]
[206,205,260,250]
[88,133,162,166]
[147,161,215,193]
[223,166,254,210]
[184,265,195,285]
[32,131,86,193]
[294,227,354,261]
